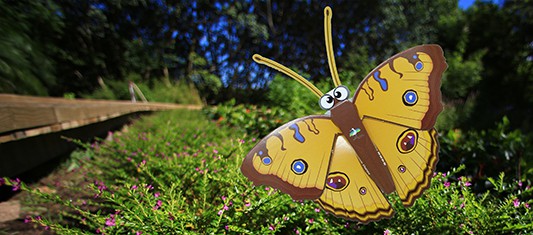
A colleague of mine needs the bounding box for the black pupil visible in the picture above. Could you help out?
[327,96,334,103]
[335,91,342,98]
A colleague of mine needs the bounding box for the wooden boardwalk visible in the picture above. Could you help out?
[0,94,201,143]
[0,94,201,177]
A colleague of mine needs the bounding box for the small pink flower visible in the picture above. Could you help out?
[513,198,520,207]
[269,224,275,230]
[105,214,116,227]
[223,205,229,210]
[136,231,142,235]
[265,187,270,191]
[524,203,530,209]
[308,218,314,224]
[11,178,21,191]
[244,202,251,207]
[442,173,447,177]
[444,181,451,188]
[295,229,300,234]
[518,181,523,187]
[221,196,227,201]
[153,200,162,210]
[225,225,229,230]
[131,185,138,190]
[217,210,223,215]
[24,216,32,223]
[384,229,391,235]
[154,192,160,198]
[213,149,219,154]
[314,208,320,212]
[464,182,472,187]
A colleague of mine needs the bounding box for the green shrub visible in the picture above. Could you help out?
[3,110,531,234]
[82,75,202,105]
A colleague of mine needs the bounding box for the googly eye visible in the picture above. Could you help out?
[333,85,350,101]
[319,94,335,110]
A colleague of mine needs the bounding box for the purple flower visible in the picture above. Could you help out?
[245,202,251,207]
[268,224,275,230]
[213,149,219,154]
[146,184,154,190]
[314,208,320,213]
[225,225,229,230]
[217,210,224,215]
[384,229,391,235]
[308,218,314,224]
[221,196,227,201]
[153,200,163,210]
[464,182,472,187]
[524,203,530,209]
[136,231,142,235]
[513,198,520,207]
[131,185,138,190]
[154,192,160,198]
[444,181,451,188]
[295,229,300,234]
[24,216,32,223]
[105,215,116,227]
[11,178,21,191]
[518,181,523,187]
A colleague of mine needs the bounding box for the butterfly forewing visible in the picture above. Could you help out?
[354,45,446,130]
[241,116,341,200]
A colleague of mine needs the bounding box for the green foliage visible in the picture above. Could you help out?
[205,99,292,137]
[439,117,533,188]
[0,0,63,95]
[84,76,202,105]
[266,74,325,118]
[3,110,532,234]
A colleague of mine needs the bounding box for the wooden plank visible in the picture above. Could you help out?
[0,94,202,143]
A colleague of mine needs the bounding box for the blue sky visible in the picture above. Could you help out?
[458,0,476,9]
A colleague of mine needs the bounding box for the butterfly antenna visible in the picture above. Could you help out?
[253,54,324,98]
[324,6,341,87]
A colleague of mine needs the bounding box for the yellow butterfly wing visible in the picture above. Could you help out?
[355,44,446,130]
[362,117,438,206]
[353,44,445,205]
[241,116,341,200]
[316,136,394,223]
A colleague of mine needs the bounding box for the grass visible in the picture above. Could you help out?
[2,109,532,234]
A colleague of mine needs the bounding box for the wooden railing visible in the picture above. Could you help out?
[0,94,201,143]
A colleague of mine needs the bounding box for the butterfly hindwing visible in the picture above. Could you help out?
[362,117,439,206]
[241,116,341,200]
[316,136,394,223]
[355,44,446,130]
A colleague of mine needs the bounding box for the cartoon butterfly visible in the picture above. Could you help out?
[241,6,447,223]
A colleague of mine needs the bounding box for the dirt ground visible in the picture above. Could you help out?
[0,154,90,235]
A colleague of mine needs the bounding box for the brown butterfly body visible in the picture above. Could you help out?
[240,7,446,223]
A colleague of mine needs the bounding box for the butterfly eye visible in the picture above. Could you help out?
[333,86,350,101]
[319,94,335,110]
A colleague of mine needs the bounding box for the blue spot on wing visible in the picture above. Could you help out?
[289,124,305,143]
[373,71,388,91]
